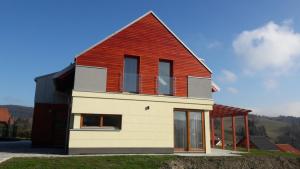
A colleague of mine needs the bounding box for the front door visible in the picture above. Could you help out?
[174,110,204,152]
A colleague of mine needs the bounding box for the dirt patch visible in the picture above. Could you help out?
[160,156,300,169]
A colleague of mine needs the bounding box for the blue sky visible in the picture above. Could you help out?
[1,0,300,117]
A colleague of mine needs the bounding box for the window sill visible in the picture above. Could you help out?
[71,127,121,131]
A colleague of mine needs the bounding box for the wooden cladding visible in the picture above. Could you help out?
[76,13,211,97]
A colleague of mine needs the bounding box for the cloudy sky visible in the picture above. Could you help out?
[0,0,300,117]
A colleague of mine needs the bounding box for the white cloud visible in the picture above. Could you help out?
[227,87,239,94]
[263,79,278,90]
[218,69,237,83]
[254,101,300,117]
[233,20,300,74]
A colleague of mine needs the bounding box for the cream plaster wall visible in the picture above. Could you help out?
[69,91,213,153]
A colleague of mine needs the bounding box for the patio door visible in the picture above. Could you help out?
[174,111,188,151]
[189,112,204,150]
[174,110,204,152]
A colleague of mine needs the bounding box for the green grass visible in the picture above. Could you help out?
[0,155,175,169]
[1,150,299,169]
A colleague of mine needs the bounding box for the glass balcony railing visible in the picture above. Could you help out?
[119,73,175,95]
[157,75,173,95]
[123,73,139,93]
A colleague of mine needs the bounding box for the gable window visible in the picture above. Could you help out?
[81,114,122,130]
[123,56,139,93]
[158,60,173,95]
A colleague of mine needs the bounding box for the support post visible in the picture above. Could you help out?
[211,118,215,148]
[221,117,225,149]
[244,113,250,152]
[232,115,236,151]
[187,111,190,151]
[204,111,211,153]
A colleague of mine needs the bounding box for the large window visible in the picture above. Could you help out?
[123,56,139,93]
[81,114,122,130]
[158,60,173,95]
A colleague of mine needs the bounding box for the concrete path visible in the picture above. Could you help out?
[0,141,245,164]
[0,140,64,163]
[175,148,245,157]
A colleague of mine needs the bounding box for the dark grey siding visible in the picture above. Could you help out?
[188,77,212,99]
[74,65,107,92]
[34,74,69,104]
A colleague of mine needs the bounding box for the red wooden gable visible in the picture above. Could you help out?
[75,11,212,96]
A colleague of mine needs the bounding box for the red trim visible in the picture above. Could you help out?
[210,117,215,148]
[211,104,251,118]
[244,114,250,152]
[232,115,237,151]
[221,117,225,149]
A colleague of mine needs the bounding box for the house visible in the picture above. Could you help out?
[32,11,222,155]
[276,144,300,155]
[237,136,278,151]
[0,108,14,137]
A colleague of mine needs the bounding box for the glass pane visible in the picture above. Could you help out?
[82,115,100,127]
[159,61,172,95]
[189,112,203,149]
[174,111,187,149]
[103,115,122,129]
[124,57,139,92]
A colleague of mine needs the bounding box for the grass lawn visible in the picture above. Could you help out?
[0,150,299,169]
[0,155,175,169]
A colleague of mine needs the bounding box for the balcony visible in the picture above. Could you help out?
[120,73,176,95]
[108,73,212,99]
[72,65,212,99]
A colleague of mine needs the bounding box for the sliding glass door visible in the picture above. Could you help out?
[189,112,203,149]
[174,111,187,150]
[174,110,204,151]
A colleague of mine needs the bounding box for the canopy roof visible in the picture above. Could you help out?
[211,104,252,118]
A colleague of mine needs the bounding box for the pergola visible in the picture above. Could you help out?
[210,104,252,151]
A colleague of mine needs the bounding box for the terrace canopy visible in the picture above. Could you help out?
[210,104,252,151]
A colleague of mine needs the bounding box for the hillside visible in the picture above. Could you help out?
[216,114,300,149]
[0,105,33,119]
[0,104,299,149]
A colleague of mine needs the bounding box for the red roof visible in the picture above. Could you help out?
[0,108,12,124]
[276,144,300,155]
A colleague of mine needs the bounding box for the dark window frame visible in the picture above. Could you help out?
[80,114,122,130]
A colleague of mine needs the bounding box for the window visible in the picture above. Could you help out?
[158,60,173,95]
[82,114,100,127]
[123,56,139,93]
[81,114,122,130]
